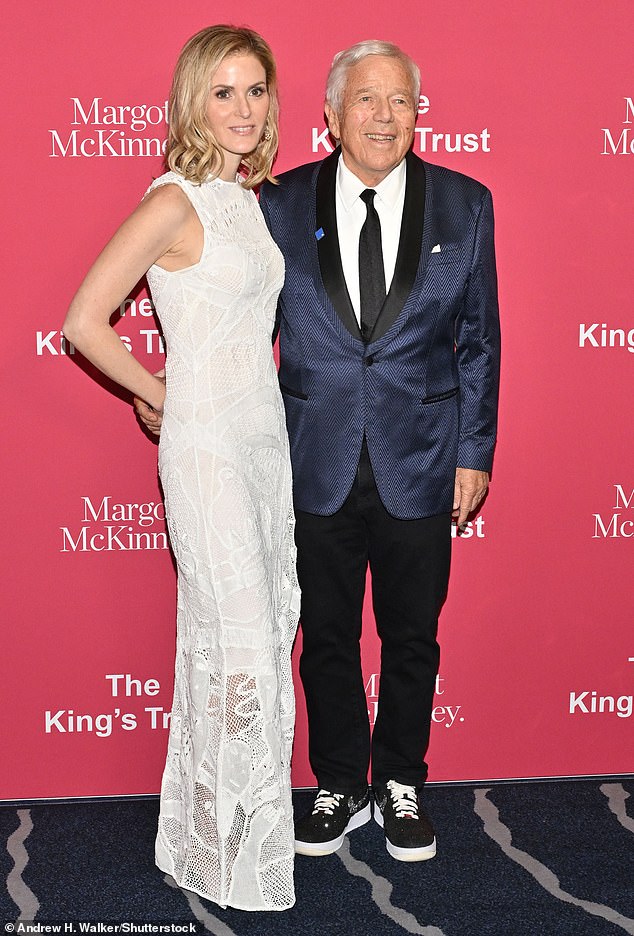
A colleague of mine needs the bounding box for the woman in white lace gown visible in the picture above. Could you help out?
[63,26,299,911]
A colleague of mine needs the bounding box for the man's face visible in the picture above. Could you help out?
[325,55,417,187]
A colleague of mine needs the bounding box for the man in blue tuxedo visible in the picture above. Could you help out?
[258,40,500,862]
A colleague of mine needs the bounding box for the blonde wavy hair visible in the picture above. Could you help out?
[167,25,279,188]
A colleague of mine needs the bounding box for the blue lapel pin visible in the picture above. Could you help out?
[315,228,325,240]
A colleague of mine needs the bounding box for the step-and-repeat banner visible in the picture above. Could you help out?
[2,1,632,799]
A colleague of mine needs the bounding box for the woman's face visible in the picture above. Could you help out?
[205,53,270,179]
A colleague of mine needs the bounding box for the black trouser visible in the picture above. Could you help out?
[295,444,452,794]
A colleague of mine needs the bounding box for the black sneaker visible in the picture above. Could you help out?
[374,780,436,861]
[294,788,371,856]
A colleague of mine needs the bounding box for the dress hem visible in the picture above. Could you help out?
[156,859,296,912]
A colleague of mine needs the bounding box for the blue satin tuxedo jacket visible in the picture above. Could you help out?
[259,149,500,520]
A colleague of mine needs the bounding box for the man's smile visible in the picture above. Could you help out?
[365,133,397,141]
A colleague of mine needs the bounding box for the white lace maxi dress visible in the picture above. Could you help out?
[144,171,300,911]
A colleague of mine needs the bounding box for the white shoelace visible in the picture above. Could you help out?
[386,780,419,819]
[312,790,344,815]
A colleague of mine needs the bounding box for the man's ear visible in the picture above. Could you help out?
[324,102,340,141]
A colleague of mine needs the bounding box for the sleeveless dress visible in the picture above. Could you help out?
[145,171,300,911]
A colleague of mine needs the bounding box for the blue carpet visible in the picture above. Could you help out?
[2,780,633,935]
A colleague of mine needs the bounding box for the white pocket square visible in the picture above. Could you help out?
[431,244,441,253]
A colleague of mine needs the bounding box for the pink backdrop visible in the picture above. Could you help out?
[2,1,633,800]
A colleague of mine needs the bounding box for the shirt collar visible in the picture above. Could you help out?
[336,153,407,212]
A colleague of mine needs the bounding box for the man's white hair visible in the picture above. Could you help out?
[325,40,421,114]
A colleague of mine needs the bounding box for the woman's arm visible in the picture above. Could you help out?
[63,184,199,411]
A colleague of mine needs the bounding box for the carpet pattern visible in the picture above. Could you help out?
[1,779,633,935]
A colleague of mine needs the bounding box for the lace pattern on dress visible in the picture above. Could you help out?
[145,171,299,911]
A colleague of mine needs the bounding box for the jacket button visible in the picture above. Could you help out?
[365,355,374,366]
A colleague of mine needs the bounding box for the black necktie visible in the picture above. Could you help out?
[358,189,386,343]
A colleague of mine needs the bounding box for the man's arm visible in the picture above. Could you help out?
[453,187,501,525]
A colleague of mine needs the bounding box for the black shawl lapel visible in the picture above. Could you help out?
[315,147,363,341]
[369,150,427,343]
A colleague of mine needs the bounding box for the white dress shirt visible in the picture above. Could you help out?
[335,154,407,326]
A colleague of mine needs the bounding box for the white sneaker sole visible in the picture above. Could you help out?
[295,801,372,856]
[374,808,437,861]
